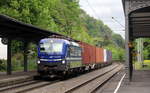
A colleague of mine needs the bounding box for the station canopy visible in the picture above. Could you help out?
[0,14,62,42]
[130,7,150,38]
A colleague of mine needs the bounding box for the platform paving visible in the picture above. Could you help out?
[0,71,36,79]
[0,71,37,87]
[100,69,150,93]
[118,70,150,93]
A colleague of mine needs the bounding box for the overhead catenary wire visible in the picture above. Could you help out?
[85,0,125,33]
[112,17,125,29]
[85,0,101,20]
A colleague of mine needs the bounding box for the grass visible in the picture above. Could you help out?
[134,61,150,70]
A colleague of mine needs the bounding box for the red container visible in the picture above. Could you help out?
[95,48,100,63]
[91,46,96,64]
[79,42,91,65]
[95,47,99,63]
[95,48,104,63]
[99,48,104,63]
[79,41,107,65]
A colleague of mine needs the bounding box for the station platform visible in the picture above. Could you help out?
[100,70,150,93]
[0,71,37,87]
[118,70,150,93]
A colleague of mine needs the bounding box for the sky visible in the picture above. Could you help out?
[0,38,7,59]
[0,0,125,59]
[79,0,125,38]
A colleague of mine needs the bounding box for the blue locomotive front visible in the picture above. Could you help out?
[37,38,82,76]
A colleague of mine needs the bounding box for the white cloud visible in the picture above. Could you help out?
[79,0,125,38]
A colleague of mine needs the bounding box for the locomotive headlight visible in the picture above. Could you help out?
[62,60,65,64]
[37,60,40,64]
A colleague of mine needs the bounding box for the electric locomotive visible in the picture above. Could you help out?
[37,38,82,76]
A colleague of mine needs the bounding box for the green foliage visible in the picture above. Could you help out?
[11,40,23,55]
[0,59,7,71]
[0,0,84,37]
[81,11,124,48]
[0,0,124,45]
[143,38,150,60]
[134,38,150,60]
[80,11,125,60]
[12,53,24,71]
[112,34,125,48]
[134,61,150,70]
[105,44,125,60]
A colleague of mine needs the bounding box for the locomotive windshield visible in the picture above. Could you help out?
[40,42,63,54]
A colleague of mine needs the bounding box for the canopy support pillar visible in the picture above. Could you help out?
[7,38,12,75]
[24,41,28,72]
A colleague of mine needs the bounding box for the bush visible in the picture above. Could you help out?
[0,59,7,71]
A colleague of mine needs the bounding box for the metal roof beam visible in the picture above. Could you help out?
[130,12,150,17]
[132,22,150,24]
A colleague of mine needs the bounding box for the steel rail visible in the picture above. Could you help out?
[65,64,122,93]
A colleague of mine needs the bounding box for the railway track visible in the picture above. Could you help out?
[64,64,123,93]
[24,63,123,93]
[0,64,123,93]
[0,79,59,93]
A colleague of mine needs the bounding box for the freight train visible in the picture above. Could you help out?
[37,38,112,76]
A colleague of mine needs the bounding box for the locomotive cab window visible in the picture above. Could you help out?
[68,45,81,57]
[39,42,63,54]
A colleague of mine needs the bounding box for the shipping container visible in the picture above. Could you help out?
[106,50,109,62]
[79,42,112,65]
[105,50,112,63]
[110,51,112,62]
[79,42,91,65]
[90,45,96,64]
[104,49,107,62]
[96,48,104,63]
[107,51,112,62]
[95,47,100,63]
[88,45,92,64]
